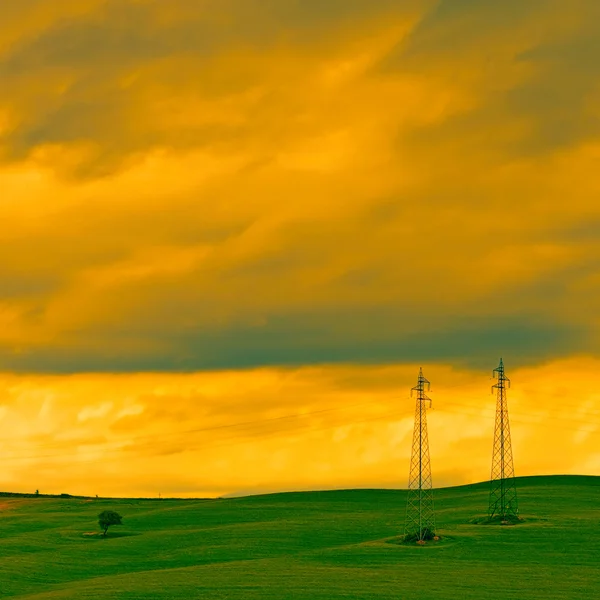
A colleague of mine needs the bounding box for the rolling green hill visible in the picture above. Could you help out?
[0,475,598,599]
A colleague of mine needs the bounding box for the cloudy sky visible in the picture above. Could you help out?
[1,0,599,497]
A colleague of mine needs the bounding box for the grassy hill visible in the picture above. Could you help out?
[0,475,598,599]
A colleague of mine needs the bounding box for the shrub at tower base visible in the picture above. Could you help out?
[403,528,438,543]
[484,514,523,525]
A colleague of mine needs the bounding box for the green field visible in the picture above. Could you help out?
[1,475,598,599]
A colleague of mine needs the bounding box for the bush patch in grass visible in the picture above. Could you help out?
[469,514,525,526]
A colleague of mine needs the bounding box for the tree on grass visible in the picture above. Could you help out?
[98,510,122,537]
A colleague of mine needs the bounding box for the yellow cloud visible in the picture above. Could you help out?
[0,359,599,497]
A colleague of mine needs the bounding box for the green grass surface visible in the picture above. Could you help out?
[1,475,599,599]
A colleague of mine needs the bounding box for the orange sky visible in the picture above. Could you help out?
[1,1,600,497]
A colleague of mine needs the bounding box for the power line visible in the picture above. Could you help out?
[0,406,416,464]
[0,398,385,452]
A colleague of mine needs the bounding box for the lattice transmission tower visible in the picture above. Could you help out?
[488,358,519,520]
[404,368,436,541]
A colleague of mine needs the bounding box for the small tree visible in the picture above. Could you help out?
[98,510,122,537]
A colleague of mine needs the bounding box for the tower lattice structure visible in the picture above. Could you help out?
[404,368,436,540]
[488,358,519,520]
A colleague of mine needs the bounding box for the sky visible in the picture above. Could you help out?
[1,0,600,498]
